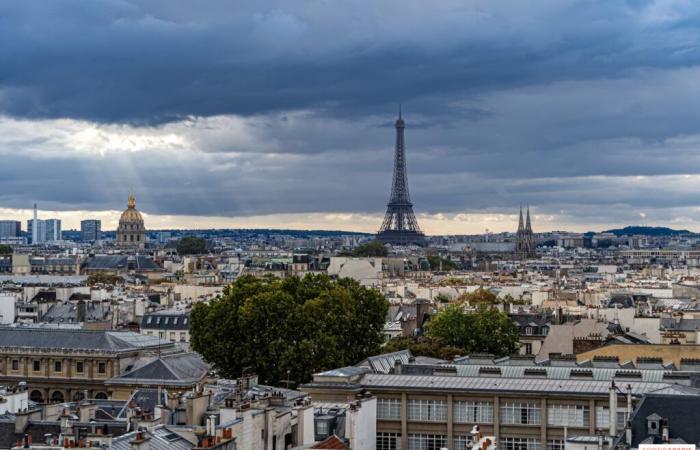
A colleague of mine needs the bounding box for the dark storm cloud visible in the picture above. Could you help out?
[2,0,700,124]
[3,0,700,230]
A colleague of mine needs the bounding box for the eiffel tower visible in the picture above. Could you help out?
[376,109,426,246]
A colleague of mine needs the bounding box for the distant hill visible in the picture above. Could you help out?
[602,226,692,236]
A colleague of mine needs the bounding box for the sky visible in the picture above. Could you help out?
[2,0,700,234]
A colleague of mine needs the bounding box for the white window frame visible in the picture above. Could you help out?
[547,404,590,427]
[377,398,402,420]
[407,433,447,450]
[377,432,402,450]
[453,400,494,423]
[501,402,541,425]
[502,437,541,450]
[407,399,448,422]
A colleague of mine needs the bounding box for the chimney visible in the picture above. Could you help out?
[609,381,618,439]
[661,419,669,442]
[393,359,403,375]
[625,422,632,446]
[415,300,430,333]
[15,409,31,435]
[79,401,96,423]
[130,430,150,450]
[77,300,87,323]
[206,414,217,437]
[626,384,632,421]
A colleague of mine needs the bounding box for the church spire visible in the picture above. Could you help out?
[128,192,135,209]
[526,205,532,232]
[518,204,524,232]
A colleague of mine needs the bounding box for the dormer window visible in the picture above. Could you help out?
[646,413,662,435]
[525,327,533,335]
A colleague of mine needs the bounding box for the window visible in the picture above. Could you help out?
[156,317,161,324]
[407,400,447,422]
[595,407,628,430]
[524,343,533,355]
[407,433,446,450]
[525,327,533,335]
[159,331,165,339]
[98,362,106,374]
[502,437,540,450]
[547,440,564,450]
[453,400,494,423]
[315,420,329,437]
[173,317,179,325]
[377,398,402,420]
[454,436,471,450]
[164,317,170,325]
[76,362,84,373]
[11,360,18,371]
[147,317,152,324]
[33,360,41,372]
[184,318,188,325]
[180,332,187,342]
[169,332,176,341]
[501,402,541,425]
[548,404,590,427]
[54,361,62,372]
[377,432,402,450]
[541,327,549,336]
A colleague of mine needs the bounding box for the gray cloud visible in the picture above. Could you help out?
[2,1,700,231]
[2,1,700,123]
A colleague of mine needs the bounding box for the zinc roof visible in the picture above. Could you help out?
[358,373,680,396]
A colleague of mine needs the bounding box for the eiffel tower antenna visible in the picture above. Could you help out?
[377,109,426,246]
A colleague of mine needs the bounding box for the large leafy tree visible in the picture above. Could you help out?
[426,255,458,271]
[384,335,464,360]
[176,236,207,255]
[351,241,388,257]
[426,304,519,356]
[457,287,498,305]
[189,274,388,385]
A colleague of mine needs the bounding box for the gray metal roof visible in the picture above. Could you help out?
[362,350,412,374]
[356,373,689,396]
[112,425,194,450]
[42,302,111,323]
[0,327,165,352]
[108,353,209,386]
[0,275,87,285]
[450,364,669,382]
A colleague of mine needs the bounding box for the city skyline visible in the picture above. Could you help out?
[3,1,700,233]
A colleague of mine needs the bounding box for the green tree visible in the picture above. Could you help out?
[425,304,473,349]
[426,255,458,271]
[351,241,388,257]
[189,274,388,386]
[458,287,498,305]
[426,304,519,356]
[177,236,207,255]
[0,245,12,255]
[86,272,123,286]
[384,335,463,360]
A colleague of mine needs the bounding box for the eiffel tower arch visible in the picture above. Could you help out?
[376,110,426,246]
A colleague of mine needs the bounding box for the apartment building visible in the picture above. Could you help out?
[0,327,174,403]
[301,352,700,450]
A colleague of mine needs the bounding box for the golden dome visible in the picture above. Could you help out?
[119,193,144,224]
